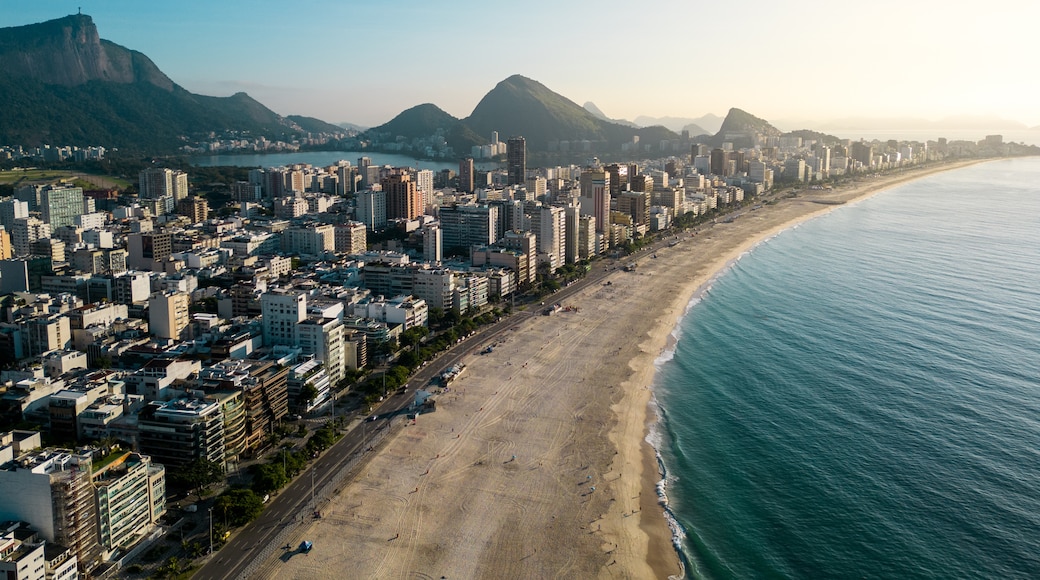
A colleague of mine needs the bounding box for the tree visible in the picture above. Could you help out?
[399,326,430,348]
[428,307,445,328]
[214,488,264,527]
[250,463,288,495]
[398,349,421,371]
[172,458,224,499]
[297,383,318,407]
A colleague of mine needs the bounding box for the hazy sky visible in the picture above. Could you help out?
[4,1,1038,128]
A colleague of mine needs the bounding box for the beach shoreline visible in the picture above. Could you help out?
[634,158,991,578]
[253,159,988,580]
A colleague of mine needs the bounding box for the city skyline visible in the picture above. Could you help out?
[2,1,1039,130]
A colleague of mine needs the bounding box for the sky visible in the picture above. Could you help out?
[3,0,1039,129]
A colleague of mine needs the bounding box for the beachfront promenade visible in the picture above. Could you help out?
[192,160,988,580]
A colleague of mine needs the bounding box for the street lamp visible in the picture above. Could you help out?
[208,507,213,555]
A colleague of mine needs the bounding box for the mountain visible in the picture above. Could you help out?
[583,102,639,128]
[369,103,461,140]
[0,14,334,153]
[463,75,676,152]
[366,103,483,153]
[681,123,711,138]
[287,115,346,134]
[0,14,174,89]
[336,122,368,132]
[635,113,724,134]
[783,129,843,145]
[465,75,606,146]
[712,107,782,147]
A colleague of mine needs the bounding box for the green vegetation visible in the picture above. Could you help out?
[169,458,224,499]
[214,489,264,528]
[363,74,681,155]
[286,115,346,134]
[250,423,340,496]
[91,449,128,471]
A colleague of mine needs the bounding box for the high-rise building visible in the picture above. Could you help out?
[40,186,84,229]
[564,204,581,265]
[179,196,209,223]
[527,205,565,270]
[127,231,172,271]
[282,223,335,256]
[507,137,526,186]
[412,169,434,212]
[604,164,629,197]
[0,199,28,232]
[91,451,166,552]
[579,169,611,233]
[296,317,346,388]
[31,238,64,264]
[11,217,49,257]
[413,268,455,310]
[577,215,597,259]
[459,157,475,193]
[0,450,102,575]
[423,224,442,264]
[334,222,367,255]
[382,170,423,220]
[138,398,226,470]
[355,189,387,230]
[850,141,874,168]
[497,230,538,285]
[438,204,500,254]
[0,227,10,261]
[139,168,189,202]
[525,176,547,200]
[357,157,373,188]
[618,191,649,225]
[631,174,654,193]
[231,180,262,202]
[148,290,190,340]
[287,358,331,414]
[261,289,307,347]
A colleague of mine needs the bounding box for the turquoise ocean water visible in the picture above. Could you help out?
[652,157,1040,579]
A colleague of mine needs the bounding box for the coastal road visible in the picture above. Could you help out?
[191,314,537,579]
[192,231,688,579]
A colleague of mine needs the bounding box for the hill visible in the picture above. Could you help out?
[365,103,483,153]
[635,113,724,134]
[287,115,347,135]
[0,14,336,154]
[463,75,677,152]
[711,108,782,147]
[583,102,639,128]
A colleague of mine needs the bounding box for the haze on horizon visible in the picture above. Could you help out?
[4,0,1038,130]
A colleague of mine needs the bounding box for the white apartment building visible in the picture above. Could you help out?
[295,317,345,387]
[261,289,306,347]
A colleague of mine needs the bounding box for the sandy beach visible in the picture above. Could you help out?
[253,160,985,580]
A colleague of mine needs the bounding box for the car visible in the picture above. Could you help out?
[184,504,198,513]
[289,414,302,421]
[367,415,377,422]
[262,494,270,503]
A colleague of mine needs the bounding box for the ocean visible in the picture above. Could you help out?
[652,157,1040,579]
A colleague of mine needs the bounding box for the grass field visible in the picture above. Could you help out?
[0,168,130,189]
